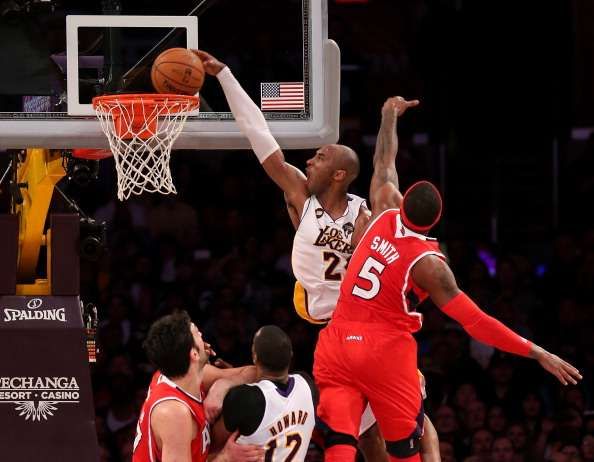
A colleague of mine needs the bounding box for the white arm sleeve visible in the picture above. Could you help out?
[216,67,280,163]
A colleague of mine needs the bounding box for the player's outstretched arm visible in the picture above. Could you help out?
[193,50,309,216]
[369,96,419,215]
[411,255,583,386]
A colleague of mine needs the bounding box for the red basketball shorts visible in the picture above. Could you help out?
[313,321,423,442]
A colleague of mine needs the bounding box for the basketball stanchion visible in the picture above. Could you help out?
[92,94,199,200]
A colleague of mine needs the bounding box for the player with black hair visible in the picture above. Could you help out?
[211,325,316,462]
[133,311,265,462]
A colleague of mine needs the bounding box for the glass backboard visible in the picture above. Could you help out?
[0,0,339,149]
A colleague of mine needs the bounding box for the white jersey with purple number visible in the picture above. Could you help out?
[291,193,367,323]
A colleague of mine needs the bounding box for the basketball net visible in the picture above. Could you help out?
[93,94,199,201]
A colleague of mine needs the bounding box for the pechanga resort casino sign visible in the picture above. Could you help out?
[0,376,80,421]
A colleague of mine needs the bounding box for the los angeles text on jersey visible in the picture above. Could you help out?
[268,409,310,437]
[314,226,355,253]
[370,236,400,264]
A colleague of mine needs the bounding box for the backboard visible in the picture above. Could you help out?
[0,0,339,150]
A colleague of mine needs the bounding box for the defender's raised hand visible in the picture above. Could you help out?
[192,49,226,76]
[382,96,420,119]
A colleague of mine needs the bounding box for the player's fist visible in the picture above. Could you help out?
[382,96,420,119]
[192,49,226,76]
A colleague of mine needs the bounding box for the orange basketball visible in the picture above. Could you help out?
[151,48,205,95]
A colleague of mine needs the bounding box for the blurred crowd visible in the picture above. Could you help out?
[0,1,586,461]
[81,3,594,460]
[81,140,593,462]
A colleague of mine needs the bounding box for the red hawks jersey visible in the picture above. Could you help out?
[133,372,210,462]
[333,209,445,332]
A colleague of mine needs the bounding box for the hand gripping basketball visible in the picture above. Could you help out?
[192,49,227,76]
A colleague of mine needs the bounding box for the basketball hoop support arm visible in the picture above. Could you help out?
[0,155,99,462]
[12,149,68,295]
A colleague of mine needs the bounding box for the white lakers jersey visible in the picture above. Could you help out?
[238,374,315,462]
[292,193,367,323]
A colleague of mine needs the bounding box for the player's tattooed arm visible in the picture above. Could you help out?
[411,254,461,307]
[414,257,582,386]
[369,97,419,215]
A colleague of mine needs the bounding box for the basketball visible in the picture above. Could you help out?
[151,48,205,95]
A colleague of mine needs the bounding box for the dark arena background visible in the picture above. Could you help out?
[1,1,593,461]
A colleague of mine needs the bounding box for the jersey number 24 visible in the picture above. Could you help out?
[323,251,350,281]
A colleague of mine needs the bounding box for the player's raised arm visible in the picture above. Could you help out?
[411,255,583,386]
[193,50,309,214]
[369,96,419,215]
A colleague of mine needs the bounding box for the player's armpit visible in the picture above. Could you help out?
[369,182,403,218]
[262,152,309,215]
[151,400,194,462]
[410,255,461,307]
[284,191,301,230]
[351,205,371,247]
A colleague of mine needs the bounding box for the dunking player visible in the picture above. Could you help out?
[211,326,316,462]
[192,49,439,461]
[313,97,583,462]
[133,311,265,462]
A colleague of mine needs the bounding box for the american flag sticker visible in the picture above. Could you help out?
[260,82,305,111]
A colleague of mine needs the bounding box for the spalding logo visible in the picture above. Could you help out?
[27,298,43,310]
[2,298,66,323]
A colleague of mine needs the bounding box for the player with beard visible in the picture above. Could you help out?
[133,311,265,462]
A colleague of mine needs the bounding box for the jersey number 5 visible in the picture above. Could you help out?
[265,433,302,462]
[352,257,386,299]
